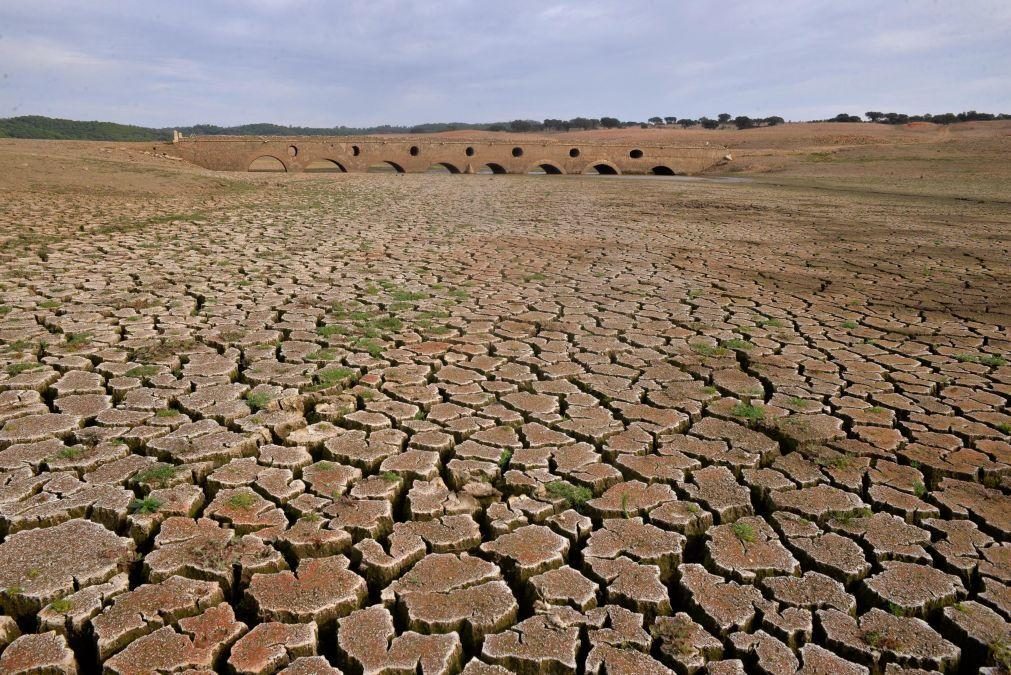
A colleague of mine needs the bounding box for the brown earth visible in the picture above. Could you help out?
[0,121,1009,674]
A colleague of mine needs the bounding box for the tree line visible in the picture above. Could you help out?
[1,111,1008,142]
[831,111,1011,125]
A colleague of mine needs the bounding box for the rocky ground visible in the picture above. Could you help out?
[0,131,1008,674]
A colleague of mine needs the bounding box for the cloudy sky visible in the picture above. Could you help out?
[1,0,1008,127]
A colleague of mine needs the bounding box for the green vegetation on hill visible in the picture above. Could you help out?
[0,116,499,142]
[0,116,171,141]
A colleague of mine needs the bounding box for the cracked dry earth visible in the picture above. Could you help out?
[1,150,1010,675]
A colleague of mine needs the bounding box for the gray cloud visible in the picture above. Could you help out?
[0,0,1008,126]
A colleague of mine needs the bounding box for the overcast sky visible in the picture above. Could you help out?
[1,0,1008,127]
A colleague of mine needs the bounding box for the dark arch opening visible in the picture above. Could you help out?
[305,159,347,173]
[511,147,524,158]
[465,147,475,157]
[650,165,676,176]
[287,145,298,157]
[367,161,406,174]
[529,163,563,175]
[427,162,461,174]
[409,146,420,156]
[481,163,507,175]
[629,149,644,159]
[248,156,287,172]
[569,148,580,158]
[351,145,361,156]
[588,163,618,175]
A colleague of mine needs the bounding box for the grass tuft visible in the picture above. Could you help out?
[228,492,256,509]
[129,496,162,514]
[731,402,765,421]
[546,481,593,509]
[732,521,757,543]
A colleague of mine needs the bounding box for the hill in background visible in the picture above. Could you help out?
[0,116,495,142]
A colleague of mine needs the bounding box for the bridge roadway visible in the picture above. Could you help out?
[157,135,731,175]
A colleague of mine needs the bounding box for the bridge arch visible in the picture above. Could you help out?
[367,160,406,173]
[583,160,620,175]
[248,155,287,172]
[305,159,347,173]
[427,162,462,174]
[528,161,564,175]
[650,165,676,176]
[482,163,508,174]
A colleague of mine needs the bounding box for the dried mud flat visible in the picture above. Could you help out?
[0,129,1009,674]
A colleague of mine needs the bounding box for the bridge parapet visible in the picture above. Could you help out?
[157,135,730,175]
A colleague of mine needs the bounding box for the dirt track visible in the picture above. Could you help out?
[0,124,1008,673]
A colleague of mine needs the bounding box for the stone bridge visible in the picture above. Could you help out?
[157,135,730,175]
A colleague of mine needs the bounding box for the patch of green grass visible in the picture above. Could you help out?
[56,447,83,460]
[64,332,90,348]
[308,366,357,391]
[129,496,162,514]
[912,481,927,498]
[228,492,256,509]
[730,402,765,421]
[306,348,338,361]
[391,290,427,302]
[830,507,873,525]
[498,449,512,468]
[841,320,859,329]
[38,299,60,309]
[731,521,757,543]
[351,337,383,358]
[374,316,403,332]
[125,365,161,378]
[447,288,469,299]
[863,630,900,650]
[381,471,401,483]
[701,386,719,396]
[3,340,34,353]
[246,391,272,412]
[523,273,547,282]
[546,481,593,510]
[317,324,347,338]
[997,422,1011,435]
[0,305,11,315]
[155,408,179,418]
[135,464,177,487]
[48,598,73,613]
[990,639,1011,672]
[720,338,753,351]
[888,602,908,617]
[690,343,728,358]
[955,353,1006,367]
[5,362,42,376]
[758,318,785,328]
